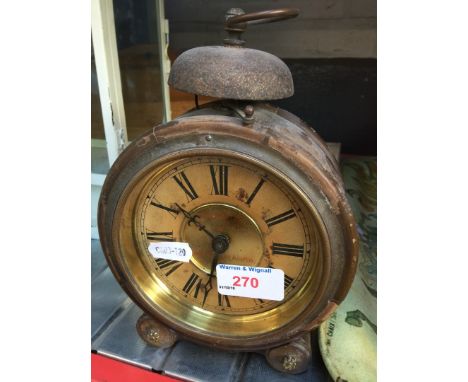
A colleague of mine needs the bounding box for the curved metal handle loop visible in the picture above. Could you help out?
[225,8,299,28]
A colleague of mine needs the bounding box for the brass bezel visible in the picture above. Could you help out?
[111,149,331,339]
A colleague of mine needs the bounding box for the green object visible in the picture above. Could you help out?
[319,156,377,382]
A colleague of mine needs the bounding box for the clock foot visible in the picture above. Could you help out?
[265,333,312,374]
[136,314,178,348]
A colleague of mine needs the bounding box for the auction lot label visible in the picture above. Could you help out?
[148,242,192,262]
[216,264,284,301]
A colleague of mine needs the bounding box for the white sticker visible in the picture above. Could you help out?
[148,242,192,262]
[216,264,285,301]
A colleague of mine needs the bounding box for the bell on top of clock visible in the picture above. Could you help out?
[168,8,298,100]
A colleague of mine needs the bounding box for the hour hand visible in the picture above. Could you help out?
[175,203,192,219]
[175,203,215,239]
[201,261,216,307]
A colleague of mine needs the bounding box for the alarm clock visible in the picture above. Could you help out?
[98,8,358,374]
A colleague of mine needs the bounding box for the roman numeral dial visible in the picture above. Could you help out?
[246,178,265,205]
[139,156,312,315]
[182,273,202,298]
[284,274,294,289]
[173,171,198,200]
[272,243,304,257]
[218,293,231,308]
[155,258,183,277]
[146,230,174,242]
[265,209,296,227]
[210,165,228,195]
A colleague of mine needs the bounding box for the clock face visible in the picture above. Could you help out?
[114,152,330,338]
[136,156,316,314]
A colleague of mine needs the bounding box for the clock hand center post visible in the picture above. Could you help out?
[176,203,232,305]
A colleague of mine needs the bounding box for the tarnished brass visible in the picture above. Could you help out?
[180,203,263,274]
[111,153,328,338]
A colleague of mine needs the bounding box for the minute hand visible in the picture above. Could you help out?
[202,246,225,306]
[175,203,215,239]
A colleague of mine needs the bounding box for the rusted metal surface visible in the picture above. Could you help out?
[136,314,178,348]
[98,101,359,352]
[224,8,299,47]
[265,332,312,374]
[225,8,299,28]
[222,101,256,124]
[168,46,294,100]
[168,8,298,100]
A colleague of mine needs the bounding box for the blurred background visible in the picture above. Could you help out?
[92,0,376,154]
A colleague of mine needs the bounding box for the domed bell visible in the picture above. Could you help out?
[168,8,299,101]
